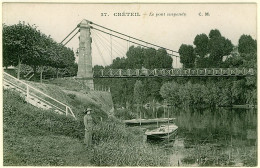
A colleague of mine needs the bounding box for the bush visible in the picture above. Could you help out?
[91,140,168,166]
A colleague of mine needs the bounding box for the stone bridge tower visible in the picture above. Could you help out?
[77,19,94,90]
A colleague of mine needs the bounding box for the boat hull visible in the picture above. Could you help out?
[146,129,178,140]
[145,124,178,140]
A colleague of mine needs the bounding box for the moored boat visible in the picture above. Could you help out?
[123,118,175,125]
[145,124,178,140]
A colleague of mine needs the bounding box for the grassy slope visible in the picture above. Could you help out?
[3,90,90,166]
[25,80,110,120]
[29,78,114,113]
[3,88,168,166]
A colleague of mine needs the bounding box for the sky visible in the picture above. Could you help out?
[2,3,257,68]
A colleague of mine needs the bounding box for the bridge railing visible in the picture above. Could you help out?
[93,68,255,78]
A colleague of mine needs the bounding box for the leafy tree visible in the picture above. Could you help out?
[143,48,157,68]
[155,48,172,68]
[125,46,144,68]
[160,82,180,106]
[209,29,221,39]
[178,44,196,68]
[222,49,243,68]
[3,22,76,81]
[133,80,144,105]
[208,36,233,67]
[193,33,209,57]
[111,57,127,69]
[2,22,42,78]
[238,34,257,54]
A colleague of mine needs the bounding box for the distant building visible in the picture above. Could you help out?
[223,46,239,61]
[172,56,182,68]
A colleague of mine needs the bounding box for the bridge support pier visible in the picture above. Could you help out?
[77,19,94,90]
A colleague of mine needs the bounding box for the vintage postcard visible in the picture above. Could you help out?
[1,2,258,167]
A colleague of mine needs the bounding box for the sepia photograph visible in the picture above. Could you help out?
[1,2,257,167]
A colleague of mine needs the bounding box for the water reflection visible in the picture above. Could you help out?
[133,106,257,166]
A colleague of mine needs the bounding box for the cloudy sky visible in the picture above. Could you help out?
[2,3,257,67]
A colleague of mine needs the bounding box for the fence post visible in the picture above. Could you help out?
[66,106,68,116]
[136,69,140,76]
[27,85,29,98]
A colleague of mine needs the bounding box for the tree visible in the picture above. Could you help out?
[3,22,76,81]
[209,29,221,39]
[192,30,233,68]
[238,34,257,54]
[111,57,127,69]
[160,81,180,106]
[193,33,209,68]
[208,36,233,67]
[2,22,41,78]
[133,80,144,105]
[155,48,172,68]
[125,46,144,68]
[178,44,196,68]
[193,33,209,57]
[143,47,157,68]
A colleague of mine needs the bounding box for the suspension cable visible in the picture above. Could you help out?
[94,29,126,56]
[63,30,80,46]
[93,30,125,60]
[60,25,79,44]
[94,29,129,57]
[93,30,111,53]
[92,27,179,57]
[92,35,107,66]
[110,34,112,63]
[87,20,179,54]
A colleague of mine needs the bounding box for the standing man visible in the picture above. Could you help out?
[84,108,93,147]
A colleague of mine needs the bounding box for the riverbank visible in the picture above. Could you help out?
[3,89,169,166]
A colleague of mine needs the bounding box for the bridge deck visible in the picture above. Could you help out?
[93,68,255,78]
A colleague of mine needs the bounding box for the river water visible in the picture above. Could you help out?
[134,106,257,166]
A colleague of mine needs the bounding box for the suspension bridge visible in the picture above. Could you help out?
[60,19,255,87]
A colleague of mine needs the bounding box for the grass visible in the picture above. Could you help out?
[42,77,87,92]
[3,89,169,166]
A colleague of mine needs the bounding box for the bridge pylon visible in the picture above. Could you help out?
[77,19,94,90]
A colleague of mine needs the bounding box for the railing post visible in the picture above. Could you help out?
[119,69,122,77]
[101,69,104,77]
[136,69,139,76]
[243,68,246,75]
[110,69,113,76]
[162,69,165,76]
[27,85,29,98]
[170,69,173,76]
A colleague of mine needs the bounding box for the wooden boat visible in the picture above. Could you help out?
[123,118,175,125]
[145,124,178,140]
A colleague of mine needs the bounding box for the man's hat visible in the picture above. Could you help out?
[86,108,92,112]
